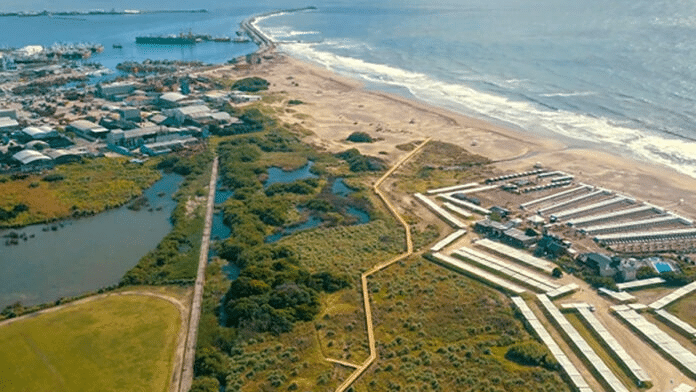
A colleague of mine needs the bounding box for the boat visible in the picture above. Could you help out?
[135,32,196,45]
[233,36,251,43]
[112,43,122,49]
[212,36,231,42]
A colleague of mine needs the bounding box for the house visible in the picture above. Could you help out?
[536,234,569,258]
[12,149,53,171]
[474,219,509,237]
[580,253,616,277]
[501,228,537,248]
[67,120,109,140]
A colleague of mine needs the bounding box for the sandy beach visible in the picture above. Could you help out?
[209,54,696,219]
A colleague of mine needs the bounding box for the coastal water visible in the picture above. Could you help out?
[0,173,182,308]
[4,1,696,178]
[252,0,696,179]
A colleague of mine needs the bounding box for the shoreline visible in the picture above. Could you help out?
[213,51,696,220]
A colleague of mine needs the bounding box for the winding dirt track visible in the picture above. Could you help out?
[333,138,431,392]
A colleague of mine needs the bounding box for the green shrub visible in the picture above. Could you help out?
[505,341,558,370]
[347,131,374,143]
[232,77,269,92]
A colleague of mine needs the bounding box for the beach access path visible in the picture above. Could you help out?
[178,156,218,392]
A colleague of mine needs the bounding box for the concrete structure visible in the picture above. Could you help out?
[429,229,467,252]
[615,277,665,291]
[582,215,687,235]
[550,196,634,222]
[567,204,663,227]
[67,120,109,140]
[426,182,479,195]
[442,202,472,219]
[520,185,590,210]
[655,309,696,339]
[613,306,696,378]
[510,297,593,392]
[538,294,630,392]
[573,306,651,387]
[452,247,559,292]
[598,288,636,304]
[649,281,696,310]
[430,252,526,294]
[474,238,556,273]
[538,189,609,216]
[414,193,467,228]
[595,228,696,245]
[437,193,491,215]
[546,283,580,299]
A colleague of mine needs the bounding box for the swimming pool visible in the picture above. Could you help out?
[653,261,674,273]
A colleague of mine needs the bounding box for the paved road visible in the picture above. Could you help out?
[178,156,218,392]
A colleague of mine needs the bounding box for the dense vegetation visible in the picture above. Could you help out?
[353,258,570,392]
[232,76,269,92]
[347,131,374,143]
[0,157,161,227]
[336,148,387,172]
[505,341,558,370]
[193,128,382,389]
[121,148,214,286]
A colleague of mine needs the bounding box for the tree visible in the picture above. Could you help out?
[194,348,228,385]
[552,267,563,278]
[190,377,220,392]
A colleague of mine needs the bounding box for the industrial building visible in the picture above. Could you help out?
[106,125,199,149]
[12,149,53,170]
[96,81,137,101]
[67,120,109,140]
[0,117,20,133]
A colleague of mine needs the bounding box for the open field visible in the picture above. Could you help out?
[0,294,182,392]
[0,157,161,227]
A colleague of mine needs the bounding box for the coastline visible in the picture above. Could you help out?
[211,52,696,219]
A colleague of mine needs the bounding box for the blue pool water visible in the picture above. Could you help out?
[653,261,673,273]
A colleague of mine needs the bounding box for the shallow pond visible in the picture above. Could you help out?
[264,161,317,187]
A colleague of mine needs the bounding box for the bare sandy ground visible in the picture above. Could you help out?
[209,54,696,219]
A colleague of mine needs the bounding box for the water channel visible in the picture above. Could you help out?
[0,173,183,308]
[210,162,372,280]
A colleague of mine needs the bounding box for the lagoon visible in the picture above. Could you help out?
[0,173,182,308]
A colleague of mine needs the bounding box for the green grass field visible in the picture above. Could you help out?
[0,294,181,392]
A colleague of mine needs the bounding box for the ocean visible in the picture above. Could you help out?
[3,0,696,178]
